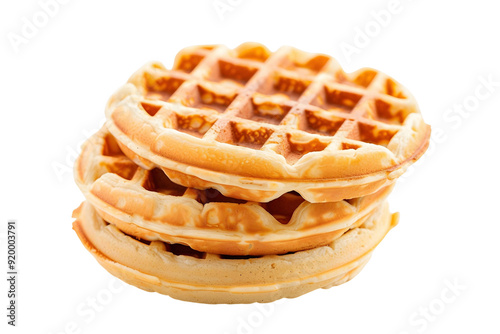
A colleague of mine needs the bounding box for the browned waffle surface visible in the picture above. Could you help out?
[106,42,430,202]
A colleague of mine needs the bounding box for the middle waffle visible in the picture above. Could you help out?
[75,127,393,256]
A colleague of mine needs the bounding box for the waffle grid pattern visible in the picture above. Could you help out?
[130,43,417,165]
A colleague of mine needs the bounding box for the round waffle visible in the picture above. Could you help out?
[72,201,398,304]
[105,43,430,203]
[75,127,394,255]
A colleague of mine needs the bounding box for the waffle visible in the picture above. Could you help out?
[73,201,398,304]
[105,43,430,203]
[75,127,394,255]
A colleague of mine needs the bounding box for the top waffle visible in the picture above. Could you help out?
[106,43,430,203]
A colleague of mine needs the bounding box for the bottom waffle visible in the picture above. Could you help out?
[72,201,398,304]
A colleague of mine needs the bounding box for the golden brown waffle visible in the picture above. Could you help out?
[73,201,398,304]
[106,43,430,203]
[75,127,394,255]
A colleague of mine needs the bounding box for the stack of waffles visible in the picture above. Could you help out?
[73,43,430,304]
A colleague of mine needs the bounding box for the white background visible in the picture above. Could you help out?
[1,0,499,333]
